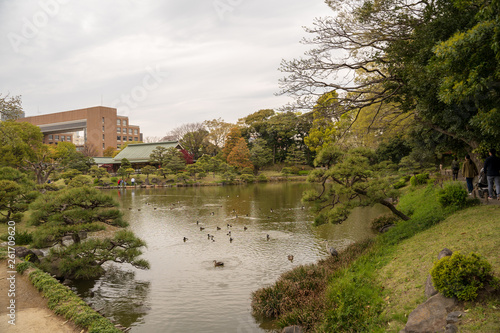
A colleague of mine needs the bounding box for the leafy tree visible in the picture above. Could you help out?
[116,167,128,179]
[222,126,244,161]
[29,186,127,247]
[141,165,156,180]
[285,145,307,167]
[0,93,24,120]
[203,118,233,155]
[89,165,109,180]
[186,164,203,181]
[157,167,171,179]
[239,109,275,141]
[29,186,148,279]
[376,135,413,164]
[22,144,62,185]
[103,146,117,157]
[0,167,38,223]
[45,230,149,280]
[180,128,209,160]
[125,168,135,178]
[180,149,194,164]
[279,0,492,158]
[68,175,93,188]
[149,146,169,168]
[80,143,99,157]
[249,138,273,174]
[55,142,94,173]
[120,158,132,169]
[304,92,338,152]
[60,169,83,184]
[227,138,253,170]
[196,155,222,177]
[164,147,186,173]
[303,145,409,226]
[176,172,190,184]
[0,121,44,168]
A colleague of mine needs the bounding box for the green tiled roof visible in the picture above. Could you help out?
[93,157,118,165]
[113,141,181,163]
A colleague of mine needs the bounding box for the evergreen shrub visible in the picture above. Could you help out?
[241,167,254,175]
[410,173,429,186]
[437,182,468,208]
[431,252,496,301]
[257,174,268,182]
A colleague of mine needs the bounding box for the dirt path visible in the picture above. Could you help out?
[0,261,83,333]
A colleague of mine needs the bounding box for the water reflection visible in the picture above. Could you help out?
[72,265,151,327]
[72,183,385,332]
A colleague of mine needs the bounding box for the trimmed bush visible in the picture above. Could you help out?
[257,174,268,182]
[15,266,121,332]
[431,252,496,301]
[410,173,429,186]
[437,182,468,208]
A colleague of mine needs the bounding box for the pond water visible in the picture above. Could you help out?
[71,182,387,332]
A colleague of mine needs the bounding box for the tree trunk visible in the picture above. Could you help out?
[378,199,410,221]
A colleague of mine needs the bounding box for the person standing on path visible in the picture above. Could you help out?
[451,157,460,181]
[462,154,478,194]
[483,148,500,199]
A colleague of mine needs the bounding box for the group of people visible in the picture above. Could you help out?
[118,177,136,186]
[453,148,500,199]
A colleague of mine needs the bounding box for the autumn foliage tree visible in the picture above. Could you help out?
[227,137,253,170]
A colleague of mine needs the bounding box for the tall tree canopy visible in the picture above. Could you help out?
[279,0,498,156]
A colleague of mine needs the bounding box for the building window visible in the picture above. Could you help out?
[117,127,121,133]
[134,129,138,135]
[103,143,105,149]
[123,128,127,134]
[102,117,105,123]
[102,126,105,131]
[123,120,127,126]
[134,137,138,141]
[55,135,59,140]
[67,136,71,141]
[117,119,121,126]
[128,137,132,141]
[48,135,53,140]
[128,128,133,134]
[117,136,121,141]
[61,136,65,141]
[122,136,126,141]
[117,144,121,148]
[102,134,105,140]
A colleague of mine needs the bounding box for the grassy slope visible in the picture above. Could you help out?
[378,204,500,332]
[251,185,500,332]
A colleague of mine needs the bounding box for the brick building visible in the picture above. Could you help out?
[18,106,142,157]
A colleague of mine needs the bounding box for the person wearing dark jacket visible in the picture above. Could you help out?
[462,154,478,194]
[484,148,500,199]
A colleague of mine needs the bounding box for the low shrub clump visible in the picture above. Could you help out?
[409,173,429,186]
[251,240,373,330]
[21,267,121,333]
[437,182,468,208]
[371,214,400,233]
[431,252,498,301]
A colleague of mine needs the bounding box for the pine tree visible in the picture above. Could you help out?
[29,186,148,279]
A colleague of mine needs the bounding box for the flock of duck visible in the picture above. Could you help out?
[136,202,338,268]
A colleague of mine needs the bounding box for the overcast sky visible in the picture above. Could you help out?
[0,0,330,138]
